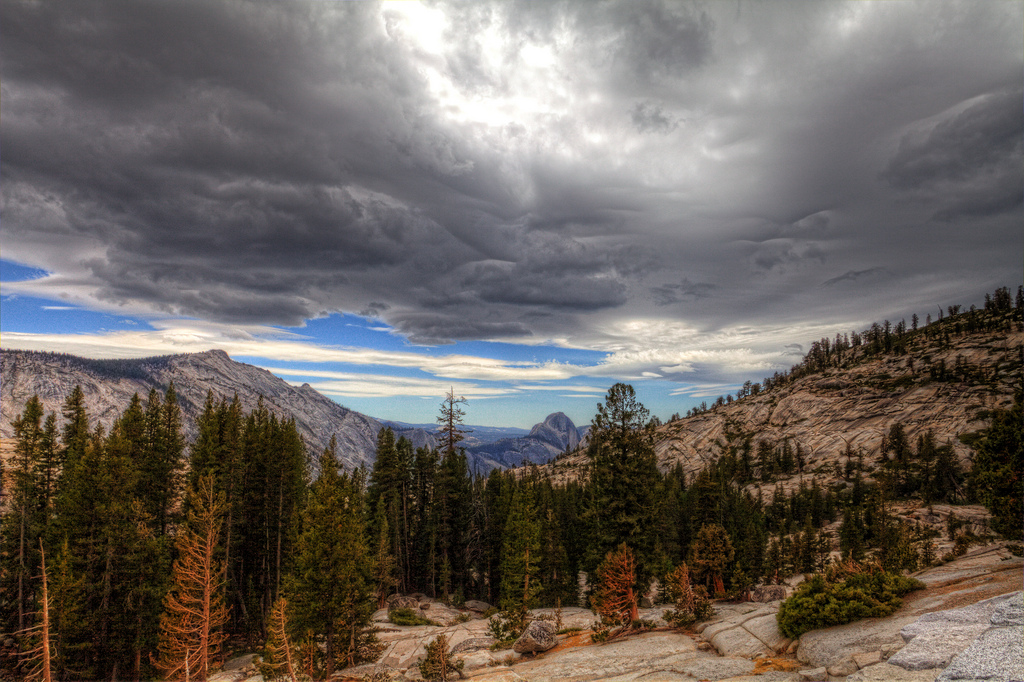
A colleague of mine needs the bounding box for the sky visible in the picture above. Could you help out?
[1,1,1021,429]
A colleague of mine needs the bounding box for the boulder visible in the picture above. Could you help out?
[464,600,493,613]
[389,595,419,610]
[827,656,860,677]
[752,584,788,602]
[512,620,557,654]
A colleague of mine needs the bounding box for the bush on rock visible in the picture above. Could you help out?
[776,559,923,638]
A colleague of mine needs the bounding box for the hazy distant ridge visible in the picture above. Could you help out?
[0,348,581,472]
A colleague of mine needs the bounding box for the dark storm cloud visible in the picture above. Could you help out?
[650,278,716,306]
[386,311,534,346]
[2,0,1022,356]
[883,87,1023,220]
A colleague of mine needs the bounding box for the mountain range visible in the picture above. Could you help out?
[0,348,583,472]
[3,306,1019,481]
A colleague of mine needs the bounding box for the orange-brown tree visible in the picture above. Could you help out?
[259,597,297,682]
[592,544,640,626]
[155,475,228,681]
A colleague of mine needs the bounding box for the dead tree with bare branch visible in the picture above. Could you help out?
[154,475,228,681]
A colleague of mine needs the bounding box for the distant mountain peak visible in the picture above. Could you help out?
[528,412,581,452]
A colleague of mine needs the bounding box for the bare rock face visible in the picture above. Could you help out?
[890,591,1023,679]
[513,620,557,653]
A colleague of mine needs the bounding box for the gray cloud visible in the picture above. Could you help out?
[1,0,1021,352]
[822,268,887,287]
[883,87,1023,220]
[650,278,716,306]
[631,101,678,134]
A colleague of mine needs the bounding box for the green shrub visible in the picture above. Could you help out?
[389,607,438,627]
[487,607,527,649]
[590,619,610,643]
[776,563,923,639]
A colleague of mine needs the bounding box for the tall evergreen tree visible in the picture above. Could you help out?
[966,393,1022,540]
[287,439,375,676]
[497,485,541,614]
[2,395,48,633]
[584,384,662,589]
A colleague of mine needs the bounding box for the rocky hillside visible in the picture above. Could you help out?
[543,320,1022,488]
[0,349,426,470]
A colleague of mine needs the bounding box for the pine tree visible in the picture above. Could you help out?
[60,386,90,472]
[584,384,662,591]
[436,388,469,454]
[2,395,47,632]
[18,541,53,682]
[663,561,711,627]
[498,485,541,617]
[139,383,185,537]
[287,439,375,676]
[155,475,229,681]
[966,393,1022,540]
[689,524,734,595]
[48,539,88,681]
[372,499,398,609]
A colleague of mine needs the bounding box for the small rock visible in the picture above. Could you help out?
[852,650,882,669]
[786,640,799,655]
[752,584,788,602]
[464,600,493,613]
[420,602,431,610]
[512,620,557,654]
[798,668,827,681]
[827,656,859,677]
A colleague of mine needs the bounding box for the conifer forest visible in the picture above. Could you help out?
[1,287,1021,680]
